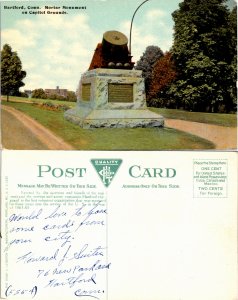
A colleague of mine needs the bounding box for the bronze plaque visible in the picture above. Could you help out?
[108,83,133,103]
[82,84,91,101]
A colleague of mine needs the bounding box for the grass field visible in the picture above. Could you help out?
[2,101,215,150]
[1,95,76,108]
[149,107,237,127]
[2,96,236,127]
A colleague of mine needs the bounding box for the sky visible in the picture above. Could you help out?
[1,0,236,92]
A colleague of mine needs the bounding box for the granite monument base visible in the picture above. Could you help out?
[64,68,164,128]
[65,107,164,128]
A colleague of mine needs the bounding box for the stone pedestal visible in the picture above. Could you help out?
[64,68,164,128]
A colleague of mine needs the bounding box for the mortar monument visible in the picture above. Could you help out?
[64,30,164,128]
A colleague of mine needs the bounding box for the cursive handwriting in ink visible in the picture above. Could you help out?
[86,202,107,217]
[9,238,32,248]
[5,285,37,298]
[71,244,105,260]
[58,245,72,266]
[74,288,105,299]
[10,226,34,233]
[9,209,42,222]
[44,205,67,219]
[37,259,111,278]
[45,230,74,247]
[45,273,97,289]
[43,219,75,231]
[17,249,59,264]
[8,204,108,298]
[72,260,111,273]
[72,204,87,217]
[75,202,106,231]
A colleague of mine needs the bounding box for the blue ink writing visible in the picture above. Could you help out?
[17,249,59,264]
[10,226,34,233]
[75,288,104,299]
[44,205,67,219]
[7,203,109,299]
[45,230,74,247]
[9,238,32,248]
[45,273,97,289]
[9,209,42,222]
[71,244,105,260]
[43,219,74,231]
[75,202,106,231]
[5,285,37,298]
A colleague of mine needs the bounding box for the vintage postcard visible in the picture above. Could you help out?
[1,0,237,150]
[1,150,237,299]
[1,0,237,299]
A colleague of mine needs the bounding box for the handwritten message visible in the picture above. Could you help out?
[4,200,109,299]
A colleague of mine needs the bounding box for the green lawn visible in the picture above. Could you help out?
[149,107,237,127]
[1,95,76,108]
[2,101,215,150]
[2,96,236,127]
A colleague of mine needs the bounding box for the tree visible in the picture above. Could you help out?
[228,5,237,110]
[148,52,177,107]
[135,45,164,93]
[66,91,77,102]
[170,0,235,112]
[48,93,65,101]
[32,88,47,99]
[1,44,26,101]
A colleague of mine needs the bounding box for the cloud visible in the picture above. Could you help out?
[2,13,99,91]
[1,28,37,50]
[119,8,173,62]
[1,3,174,91]
[145,9,167,20]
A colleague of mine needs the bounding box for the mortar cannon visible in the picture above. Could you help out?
[89,30,134,70]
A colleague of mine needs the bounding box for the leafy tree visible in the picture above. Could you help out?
[1,44,26,101]
[170,0,235,112]
[135,45,164,93]
[32,88,47,99]
[228,5,237,109]
[148,52,177,107]
[48,93,71,101]
[48,93,58,100]
[48,93,62,100]
[66,91,77,102]
[19,92,29,98]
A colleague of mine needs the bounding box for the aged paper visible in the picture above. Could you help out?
[1,0,237,299]
[1,150,237,300]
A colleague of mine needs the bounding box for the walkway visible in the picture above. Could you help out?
[2,105,236,150]
[2,106,74,150]
[165,118,237,150]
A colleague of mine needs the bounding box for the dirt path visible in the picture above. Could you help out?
[165,118,237,150]
[2,109,49,150]
[2,106,74,150]
[2,105,236,150]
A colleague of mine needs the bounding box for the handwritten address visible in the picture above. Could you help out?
[5,202,109,299]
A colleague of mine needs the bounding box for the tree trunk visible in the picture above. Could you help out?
[7,94,9,102]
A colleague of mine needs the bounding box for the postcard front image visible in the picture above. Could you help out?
[0,0,237,299]
[1,0,237,151]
